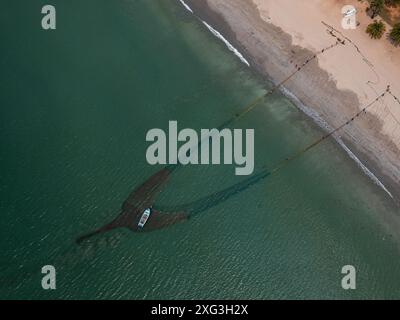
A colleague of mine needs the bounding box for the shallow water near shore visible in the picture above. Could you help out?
[0,0,399,299]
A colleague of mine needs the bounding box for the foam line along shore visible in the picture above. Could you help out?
[177,0,399,202]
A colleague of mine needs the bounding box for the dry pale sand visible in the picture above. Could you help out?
[185,0,400,202]
[254,0,400,143]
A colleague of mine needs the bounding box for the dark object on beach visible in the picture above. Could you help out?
[76,168,188,244]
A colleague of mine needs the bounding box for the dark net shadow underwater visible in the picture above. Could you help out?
[76,86,390,244]
[76,35,398,244]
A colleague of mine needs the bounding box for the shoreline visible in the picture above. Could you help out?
[179,0,400,204]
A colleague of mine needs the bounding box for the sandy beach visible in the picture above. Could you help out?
[184,0,400,203]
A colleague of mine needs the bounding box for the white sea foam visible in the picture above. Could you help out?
[201,21,250,67]
[175,0,392,198]
[281,86,394,199]
[178,0,193,13]
[177,0,250,67]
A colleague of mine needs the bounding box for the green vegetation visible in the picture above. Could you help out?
[384,0,400,7]
[389,23,400,45]
[370,0,385,18]
[366,20,387,38]
[366,0,400,26]
[365,0,400,45]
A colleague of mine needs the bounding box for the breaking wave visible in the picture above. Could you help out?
[176,0,392,198]
[281,86,393,198]
[201,21,250,67]
[177,0,250,67]
[178,0,193,13]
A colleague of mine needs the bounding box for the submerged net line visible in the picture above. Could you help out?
[218,41,342,127]
[165,41,343,175]
[156,89,388,216]
[157,39,398,215]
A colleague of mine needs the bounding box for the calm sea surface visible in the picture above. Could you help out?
[0,0,399,299]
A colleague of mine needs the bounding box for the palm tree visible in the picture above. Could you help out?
[369,0,385,18]
[366,20,386,39]
[389,23,400,46]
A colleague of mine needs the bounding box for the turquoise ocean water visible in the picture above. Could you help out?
[0,0,399,299]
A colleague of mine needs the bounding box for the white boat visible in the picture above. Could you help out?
[138,208,151,228]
